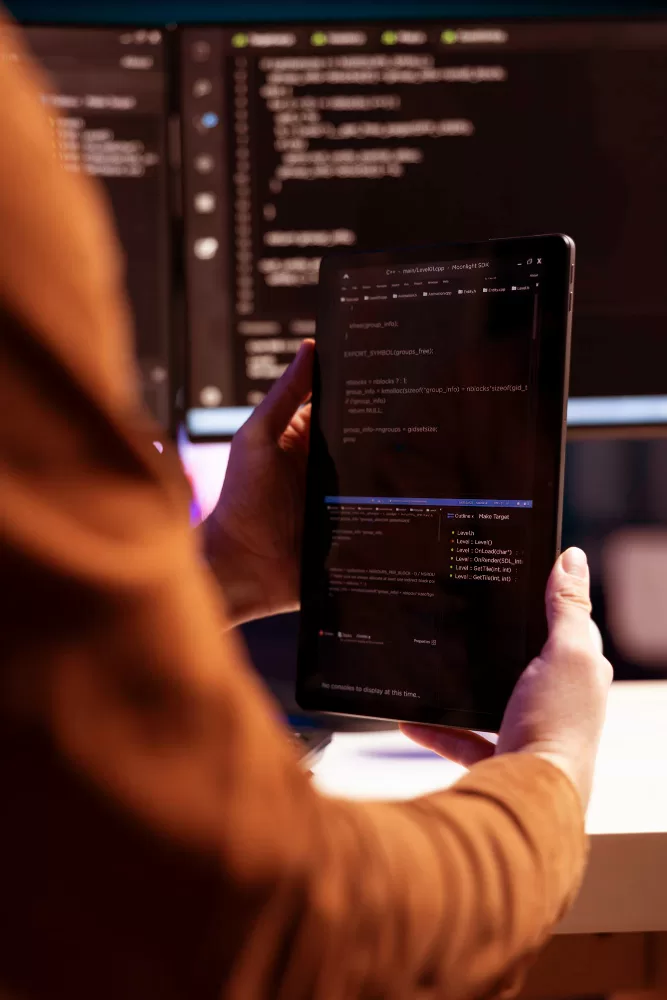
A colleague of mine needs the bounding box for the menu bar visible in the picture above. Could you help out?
[216,22,667,53]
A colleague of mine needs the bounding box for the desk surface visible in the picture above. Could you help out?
[313,680,667,934]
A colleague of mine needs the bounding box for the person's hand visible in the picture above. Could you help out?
[401,547,613,810]
[204,340,314,627]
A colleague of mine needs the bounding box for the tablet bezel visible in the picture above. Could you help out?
[296,233,574,731]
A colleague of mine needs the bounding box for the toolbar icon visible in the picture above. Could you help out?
[194,153,214,174]
[194,237,219,260]
[441,29,458,44]
[311,31,328,46]
[191,40,211,62]
[198,111,219,131]
[194,192,216,214]
[527,258,533,265]
[193,78,212,98]
[231,32,249,48]
[381,30,398,45]
[200,385,223,406]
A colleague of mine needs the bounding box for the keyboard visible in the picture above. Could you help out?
[291,728,332,769]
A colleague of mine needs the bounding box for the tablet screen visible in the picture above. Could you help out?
[297,236,572,729]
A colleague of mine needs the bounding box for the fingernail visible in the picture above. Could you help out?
[294,341,310,363]
[561,547,588,578]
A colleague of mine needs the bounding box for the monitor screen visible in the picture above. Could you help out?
[181,19,667,437]
[21,26,173,428]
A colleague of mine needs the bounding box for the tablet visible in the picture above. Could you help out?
[296,234,574,731]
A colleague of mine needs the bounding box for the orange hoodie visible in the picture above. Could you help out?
[0,16,586,1000]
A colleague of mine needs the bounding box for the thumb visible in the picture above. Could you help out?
[246,340,314,441]
[545,547,593,639]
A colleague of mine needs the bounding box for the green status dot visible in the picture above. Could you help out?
[311,31,328,46]
[381,30,398,45]
[441,29,458,44]
[231,32,249,48]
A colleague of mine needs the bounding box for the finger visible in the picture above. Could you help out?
[545,547,593,639]
[400,723,495,768]
[281,404,312,455]
[285,401,311,442]
[246,340,315,441]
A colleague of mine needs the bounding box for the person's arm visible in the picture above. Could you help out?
[201,340,313,628]
[0,312,586,1000]
[0,20,597,1000]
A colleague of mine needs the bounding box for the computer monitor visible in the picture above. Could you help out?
[180,18,667,438]
[19,25,174,430]
[11,15,667,437]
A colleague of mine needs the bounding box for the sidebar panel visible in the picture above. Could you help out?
[181,28,234,410]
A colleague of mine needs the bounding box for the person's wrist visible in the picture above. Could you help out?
[521,745,589,810]
[203,508,269,628]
